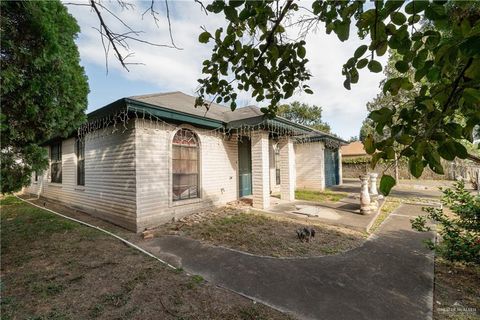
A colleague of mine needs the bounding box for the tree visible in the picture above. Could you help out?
[194,0,480,195]
[277,101,331,132]
[1,1,89,193]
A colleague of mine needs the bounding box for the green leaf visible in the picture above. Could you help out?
[198,31,211,43]
[335,21,350,42]
[297,46,306,59]
[364,134,375,154]
[379,175,396,196]
[224,6,238,21]
[369,107,394,123]
[454,141,468,159]
[405,0,429,14]
[357,58,368,69]
[462,88,480,104]
[438,141,457,161]
[376,41,388,56]
[390,12,406,25]
[229,0,244,8]
[368,60,382,73]
[395,61,409,73]
[354,45,368,58]
[409,157,424,178]
[465,59,480,79]
[396,134,413,145]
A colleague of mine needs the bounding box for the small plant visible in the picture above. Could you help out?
[411,181,480,265]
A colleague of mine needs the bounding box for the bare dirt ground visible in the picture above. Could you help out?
[1,196,292,320]
[156,206,367,257]
[433,258,480,320]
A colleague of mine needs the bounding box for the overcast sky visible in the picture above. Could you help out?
[66,1,387,139]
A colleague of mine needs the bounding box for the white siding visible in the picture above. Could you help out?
[295,142,325,191]
[135,119,238,230]
[24,125,137,230]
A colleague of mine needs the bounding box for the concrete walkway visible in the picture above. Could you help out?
[139,204,434,320]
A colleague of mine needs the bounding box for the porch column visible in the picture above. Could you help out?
[338,149,343,185]
[279,137,295,201]
[251,131,270,209]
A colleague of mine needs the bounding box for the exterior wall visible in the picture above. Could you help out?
[295,142,325,191]
[134,119,238,230]
[24,124,137,230]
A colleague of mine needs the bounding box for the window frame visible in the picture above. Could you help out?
[50,142,62,184]
[172,129,200,201]
[76,139,85,186]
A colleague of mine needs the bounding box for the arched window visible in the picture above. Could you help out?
[172,129,199,201]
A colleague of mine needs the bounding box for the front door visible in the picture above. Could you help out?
[324,148,339,187]
[238,138,252,197]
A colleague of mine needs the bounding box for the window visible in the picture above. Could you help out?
[76,139,85,186]
[50,142,62,183]
[34,171,38,182]
[274,144,281,185]
[172,129,199,201]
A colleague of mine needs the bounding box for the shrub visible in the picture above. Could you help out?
[411,181,480,265]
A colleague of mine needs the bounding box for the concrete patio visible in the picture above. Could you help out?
[266,195,382,232]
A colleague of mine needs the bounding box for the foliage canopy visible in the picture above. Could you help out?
[0,0,89,193]
[277,101,331,133]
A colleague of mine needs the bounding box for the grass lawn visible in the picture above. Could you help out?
[294,189,347,202]
[158,207,366,257]
[433,258,480,320]
[0,196,291,320]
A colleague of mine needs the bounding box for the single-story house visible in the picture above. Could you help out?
[340,141,368,159]
[25,92,346,232]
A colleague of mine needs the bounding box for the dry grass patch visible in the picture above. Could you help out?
[295,189,347,202]
[1,196,292,320]
[369,198,402,233]
[159,207,366,257]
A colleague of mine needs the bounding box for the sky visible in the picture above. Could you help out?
[65,1,387,140]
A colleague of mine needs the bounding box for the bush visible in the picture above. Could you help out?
[411,181,480,265]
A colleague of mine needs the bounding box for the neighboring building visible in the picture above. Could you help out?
[340,141,368,159]
[25,92,346,232]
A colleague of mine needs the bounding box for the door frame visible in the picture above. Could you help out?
[238,138,252,197]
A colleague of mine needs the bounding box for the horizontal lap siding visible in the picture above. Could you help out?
[135,119,238,230]
[25,127,137,230]
[295,142,325,191]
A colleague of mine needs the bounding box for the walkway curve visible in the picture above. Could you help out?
[139,204,434,320]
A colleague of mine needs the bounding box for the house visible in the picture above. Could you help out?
[25,92,346,232]
[340,141,368,159]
